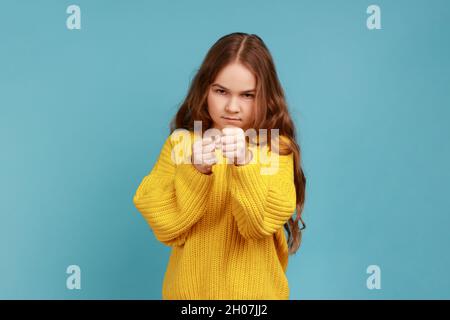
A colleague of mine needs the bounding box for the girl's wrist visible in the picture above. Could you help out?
[193,163,213,175]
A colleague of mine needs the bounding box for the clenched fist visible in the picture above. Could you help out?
[191,135,218,175]
[220,127,253,166]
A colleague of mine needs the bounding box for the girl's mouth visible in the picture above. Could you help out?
[222,116,241,121]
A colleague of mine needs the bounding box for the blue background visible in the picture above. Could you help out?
[1,0,449,299]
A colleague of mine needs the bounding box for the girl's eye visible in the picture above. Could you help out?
[215,89,227,95]
[242,93,255,99]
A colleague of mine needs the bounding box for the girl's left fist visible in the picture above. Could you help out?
[220,127,253,165]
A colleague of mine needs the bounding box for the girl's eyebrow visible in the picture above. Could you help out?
[211,83,255,93]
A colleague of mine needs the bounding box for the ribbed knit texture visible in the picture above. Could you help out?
[133,130,297,300]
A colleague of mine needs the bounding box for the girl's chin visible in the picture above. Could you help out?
[223,124,242,129]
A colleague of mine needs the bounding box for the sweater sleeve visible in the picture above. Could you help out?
[229,149,297,240]
[132,133,214,247]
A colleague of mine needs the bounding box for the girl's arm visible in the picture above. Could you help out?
[133,133,213,247]
[229,151,297,240]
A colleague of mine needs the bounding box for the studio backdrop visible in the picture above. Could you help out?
[1,0,449,299]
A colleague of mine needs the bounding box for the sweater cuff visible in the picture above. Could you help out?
[230,162,269,207]
[229,154,296,239]
[174,162,214,195]
[231,161,267,186]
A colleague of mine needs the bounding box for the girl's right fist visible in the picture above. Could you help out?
[191,136,218,175]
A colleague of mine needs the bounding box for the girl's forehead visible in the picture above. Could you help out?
[213,63,256,89]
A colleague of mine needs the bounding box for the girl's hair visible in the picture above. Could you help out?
[170,32,306,255]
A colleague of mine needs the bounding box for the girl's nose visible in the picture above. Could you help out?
[225,97,240,112]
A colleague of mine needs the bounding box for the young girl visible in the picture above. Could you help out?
[133,32,306,300]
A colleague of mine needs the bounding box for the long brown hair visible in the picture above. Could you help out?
[169,32,306,255]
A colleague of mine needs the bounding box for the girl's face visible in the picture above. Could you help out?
[207,62,256,131]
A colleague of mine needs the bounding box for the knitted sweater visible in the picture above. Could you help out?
[132,130,297,300]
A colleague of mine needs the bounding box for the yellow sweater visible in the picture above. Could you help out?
[132,130,297,300]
